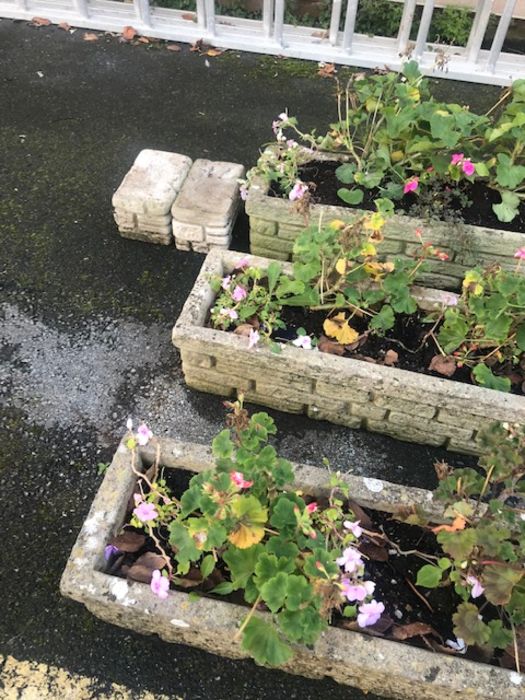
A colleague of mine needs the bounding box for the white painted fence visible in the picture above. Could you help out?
[0,0,523,85]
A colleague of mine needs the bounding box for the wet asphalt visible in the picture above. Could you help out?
[0,20,501,699]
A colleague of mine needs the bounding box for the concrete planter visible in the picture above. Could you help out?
[60,437,523,700]
[245,157,525,291]
[171,249,525,454]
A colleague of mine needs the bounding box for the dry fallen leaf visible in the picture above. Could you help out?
[31,16,51,26]
[206,48,223,57]
[317,336,346,356]
[138,36,150,44]
[323,312,359,345]
[383,349,398,366]
[428,354,457,377]
[122,25,137,41]
[234,324,254,338]
[83,32,99,41]
[432,515,466,534]
[109,530,146,552]
[58,22,71,31]
[318,62,336,78]
[166,43,181,52]
[182,12,197,21]
[392,622,438,641]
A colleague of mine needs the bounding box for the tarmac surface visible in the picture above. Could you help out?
[0,19,501,699]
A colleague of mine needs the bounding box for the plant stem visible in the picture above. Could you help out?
[234,595,262,642]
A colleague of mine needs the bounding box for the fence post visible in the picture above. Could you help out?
[134,0,151,27]
[414,0,435,60]
[196,0,207,30]
[397,0,417,55]
[329,0,342,46]
[72,0,89,18]
[487,0,517,72]
[466,0,493,64]
[274,0,285,46]
[263,0,274,38]
[342,0,358,51]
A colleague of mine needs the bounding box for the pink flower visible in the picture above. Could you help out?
[232,285,247,302]
[230,471,253,489]
[450,153,464,166]
[221,275,232,290]
[133,500,158,522]
[286,139,298,149]
[357,600,385,627]
[514,247,525,260]
[150,570,170,599]
[136,423,153,446]
[344,520,363,538]
[466,575,484,599]
[292,335,312,350]
[240,184,248,201]
[306,502,318,514]
[336,546,363,574]
[289,181,308,201]
[403,177,419,194]
[341,579,375,602]
[248,328,260,349]
[219,307,238,320]
[235,256,250,270]
[462,159,475,176]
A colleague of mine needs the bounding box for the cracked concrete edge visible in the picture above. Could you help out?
[0,654,175,700]
[60,437,523,700]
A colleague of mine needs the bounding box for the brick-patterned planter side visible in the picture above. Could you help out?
[172,250,525,454]
[245,169,525,291]
[60,437,523,700]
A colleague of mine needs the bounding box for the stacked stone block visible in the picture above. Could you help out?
[112,150,192,244]
[172,159,245,253]
[246,185,525,290]
[172,250,525,455]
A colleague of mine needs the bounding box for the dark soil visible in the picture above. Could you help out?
[274,306,525,397]
[103,466,504,667]
[270,160,525,234]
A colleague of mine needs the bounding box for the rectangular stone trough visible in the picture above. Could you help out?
[171,249,525,454]
[245,152,525,290]
[60,437,523,700]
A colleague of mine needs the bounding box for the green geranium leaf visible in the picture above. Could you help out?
[212,429,234,460]
[255,552,295,586]
[303,549,339,578]
[335,163,356,185]
[223,543,264,588]
[266,536,300,560]
[337,187,364,206]
[369,304,395,333]
[260,571,289,612]
[453,602,491,646]
[437,528,477,561]
[516,324,525,351]
[200,554,215,580]
[472,364,511,392]
[267,261,282,295]
[343,604,357,618]
[241,617,293,667]
[180,484,204,518]
[496,153,525,189]
[278,606,326,645]
[493,191,520,223]
[285,575,313,611]
[169,522,200,570]
[483,565,523,605]
[487,620,514,649]
[270,494,303,536]
[210,581,234,595]
[416,564,443,588]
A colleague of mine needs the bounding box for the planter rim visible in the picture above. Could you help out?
[60,436,524,700]
[172,248,525,415]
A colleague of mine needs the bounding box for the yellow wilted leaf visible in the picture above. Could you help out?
[391,150,404,162]
[335,258,347,275]
[329,219,346,230]
[323,313,359,345]
[462,270,484,296]
[228,523,265,549]
[408,87,420,102]
[364,213,385,232]
[360,242,377,257]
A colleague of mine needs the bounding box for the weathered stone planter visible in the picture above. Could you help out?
[60,437,523,700]
[171,249,525,454]
[246,157,525,290]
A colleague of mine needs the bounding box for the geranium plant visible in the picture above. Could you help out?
[415,421,525,668]
[244,62,525,224]
[107,411,524,673]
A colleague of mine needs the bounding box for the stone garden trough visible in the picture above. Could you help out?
[245,151,525,291]
[60,436,523,700]
[171,249,525,454]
